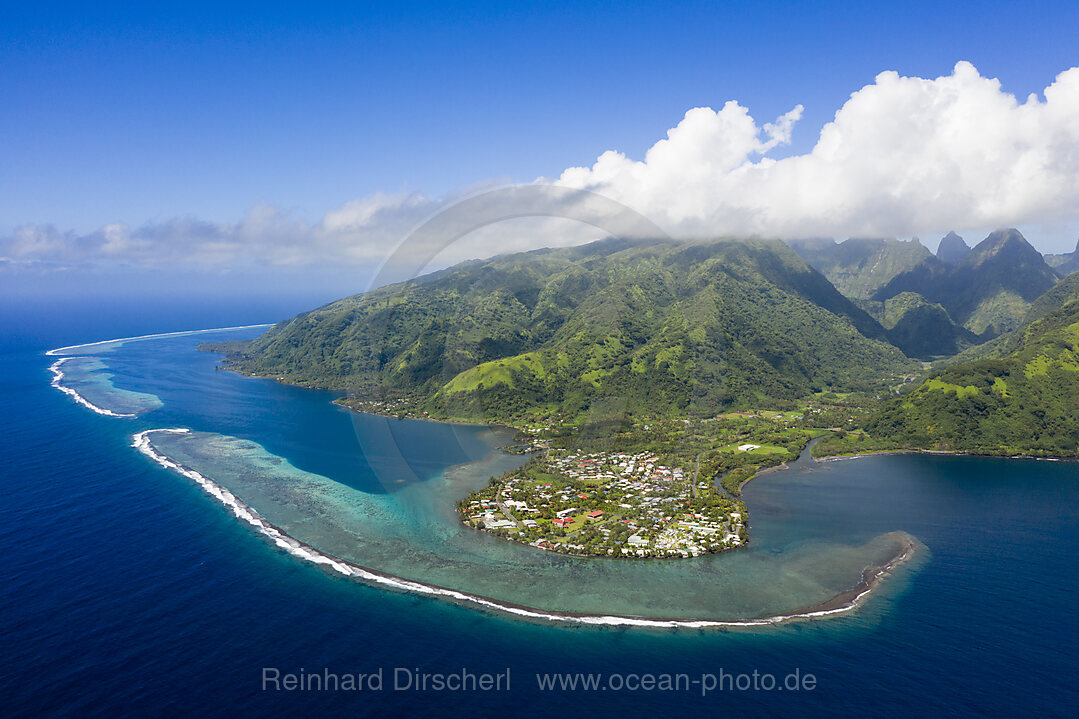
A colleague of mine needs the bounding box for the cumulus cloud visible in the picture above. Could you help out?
[558,61,1079,239]
[4,61,1079,273]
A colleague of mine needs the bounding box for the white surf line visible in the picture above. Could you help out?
[49,358,136,418]
[133,428,913,629]
[47,323,271,417]
[46,323,273,356]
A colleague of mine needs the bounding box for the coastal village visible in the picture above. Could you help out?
[333,392,861,559]
[459,441,748,558]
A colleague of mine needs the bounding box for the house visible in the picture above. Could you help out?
[737,444,760,452]
[587,510,604,519]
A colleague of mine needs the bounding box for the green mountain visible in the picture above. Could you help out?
[786,237,933,299]
[935,231,970,265]
[866,277,1079,456]
[872,229,1058,337]
[1044,238,1079,277]
[854,292,978,359]
[879,292,979,359]
[210,238,915,423]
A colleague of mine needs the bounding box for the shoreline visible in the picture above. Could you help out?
[815,447,1078,463]
[217,359,1079,465]
[209,361,506,431]
[134,427,917,629]
[736,434,828,493]
[739,459,790,491]
[332,397,505,429]
[740,437,1078,492]
[206,345,1079,465]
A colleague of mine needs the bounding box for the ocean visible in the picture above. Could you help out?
[2,296,1078,717]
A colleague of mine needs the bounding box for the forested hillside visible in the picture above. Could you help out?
[873,229,1058,337]
[787,237,932,299]
[208,238,915,423]
[865,279,1079,455]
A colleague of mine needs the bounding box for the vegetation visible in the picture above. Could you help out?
[935,231,970,265]
[831,283,1079,457]
[194,231,1079,559]
[872,229,1058,337]
[205,238,916,425]
[877,292,979,359]
[786,237,932,299]
[458,450,747,558]
[456,402,858,557]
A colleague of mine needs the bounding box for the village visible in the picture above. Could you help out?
[458,447,748,559]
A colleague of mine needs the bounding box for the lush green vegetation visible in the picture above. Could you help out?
[844,285,1079,456]
[455,401,863,556]
[791,235,997,358]
[875,292,979,359]
[787,237,932,299]
[528,402,860,497]
[873,229,1058,337]
[206,238,915,425]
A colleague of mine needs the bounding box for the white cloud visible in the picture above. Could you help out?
[557,61,1079,239]
[4,61,1079,273]
[322,191,427,232]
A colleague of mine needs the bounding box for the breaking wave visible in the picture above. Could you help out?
[49,358,136,418]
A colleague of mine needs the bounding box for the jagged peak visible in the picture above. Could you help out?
[936,231,970,265]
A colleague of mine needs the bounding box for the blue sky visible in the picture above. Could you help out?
[2,0,1079,289]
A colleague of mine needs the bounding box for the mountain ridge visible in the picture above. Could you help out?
[208,237,916,423]
[872,229,1058,337]
[786,237,932,299]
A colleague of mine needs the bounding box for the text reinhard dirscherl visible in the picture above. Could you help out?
[261,667,818,695]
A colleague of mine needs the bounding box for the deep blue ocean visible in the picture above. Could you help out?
[3,296,1078,717]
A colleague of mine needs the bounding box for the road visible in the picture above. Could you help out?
[495,490,526,530]
[691,451,706,498]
